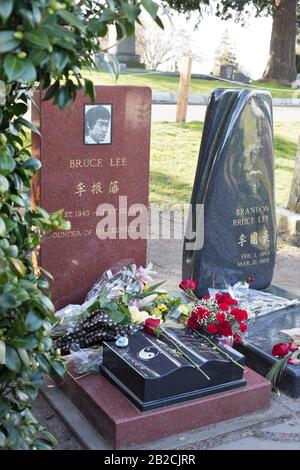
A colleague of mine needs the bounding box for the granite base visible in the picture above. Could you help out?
[58,367,271,448]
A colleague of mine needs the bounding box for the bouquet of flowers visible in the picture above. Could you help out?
[179,279,249,344]
[54,262,182,354]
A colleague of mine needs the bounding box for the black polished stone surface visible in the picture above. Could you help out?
[183,89,276,297]
[101,327,246,411]
[235,286,300,398]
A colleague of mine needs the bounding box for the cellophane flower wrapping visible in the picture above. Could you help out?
[213,282,300,320]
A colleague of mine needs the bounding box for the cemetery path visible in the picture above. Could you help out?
[151,104,300,123]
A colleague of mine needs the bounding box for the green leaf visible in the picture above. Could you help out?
[100,8,117,22]
[5,345,22,372]
[0,340,6,365]
[11,102,28,116]
[18,117,40,136]
[0,31,19,53]
[51,360,65,378]
[0,174,9,193]
[9,194,26,207]
[84,78,95,102]
[121,2,140,22]
[11,336,38,350]
[103,304,125,324]
[87,18,107,36]
[0,0,13,22]
[0,150,16,176]
[43,81,60,101]
[17,348,31,367]
[9,257,26,276]
[53,51,69,72]
[22,158,41,171]
[57,10,86,33]
[0,216,6,237]
[154,14,164,29]
[3,54,23,82]
[141,0,159,18]
[25,310,43,332]
[24,31,52,50]
[29,49,49,66]
[18,59,37,83]
[55,86,71,109]
[34,295,55,315]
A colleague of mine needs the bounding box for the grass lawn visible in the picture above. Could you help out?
[150,121,299,208]
[82,69,300,99]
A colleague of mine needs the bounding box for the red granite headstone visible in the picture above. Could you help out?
[32,86,151,309]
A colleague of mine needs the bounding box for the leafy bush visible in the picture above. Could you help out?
[0,0,161,450]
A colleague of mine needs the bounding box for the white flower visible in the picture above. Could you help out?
[136,294,158,308]
[132,262,157,290]
[108,285,125,300]
[178,305,189,316]
[129,306,150,324]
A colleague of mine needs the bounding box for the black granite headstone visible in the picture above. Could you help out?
[235,286,300,398]
[183,89,276,297]
[101,327,246,410]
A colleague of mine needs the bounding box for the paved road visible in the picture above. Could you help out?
[152,104,300,122]
[24,103,300,123]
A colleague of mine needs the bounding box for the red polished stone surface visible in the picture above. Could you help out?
[60,367,271,448]
[32,87,151,309]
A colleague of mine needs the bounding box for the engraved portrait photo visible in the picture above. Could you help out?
[84,104,112,145]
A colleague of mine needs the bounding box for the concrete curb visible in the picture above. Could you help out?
[277,206,300,246]
[152,92,300,107]
[41,381,111,450]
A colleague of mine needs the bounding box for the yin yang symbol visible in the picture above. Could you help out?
[138,347,159,361]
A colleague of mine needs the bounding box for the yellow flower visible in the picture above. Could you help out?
[152,308,162,317]
[143,284,149,291]
[157,304,168,313]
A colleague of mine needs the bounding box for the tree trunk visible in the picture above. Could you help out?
[287,136,300,214]
[262,0,297,83]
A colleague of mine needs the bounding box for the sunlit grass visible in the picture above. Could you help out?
[150,121,299,207]
[82,69,300,99]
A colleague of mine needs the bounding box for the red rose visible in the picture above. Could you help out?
[288,342,298,352]
[231,308,248,322]
[239,322,247,333]
[233,333,242,344]
[216,313,226,323]
[144,318,160,336]
[179,279,197,291]
[216,293,224,302]
[203,295,211,300]
[218,302,229,311]
[194,306,210,320]
[187,312,200,330]
[272,343,290,357]
[207,323,218,334]
[216,293,238,306]
[218,320,233,337]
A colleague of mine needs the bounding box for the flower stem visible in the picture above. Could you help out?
[160,330,211,381]
[193,330,245,371]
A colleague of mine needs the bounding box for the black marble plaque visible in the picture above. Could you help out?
[235,286,300,398]
[183,89,276,297]
[101,327,246,411]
